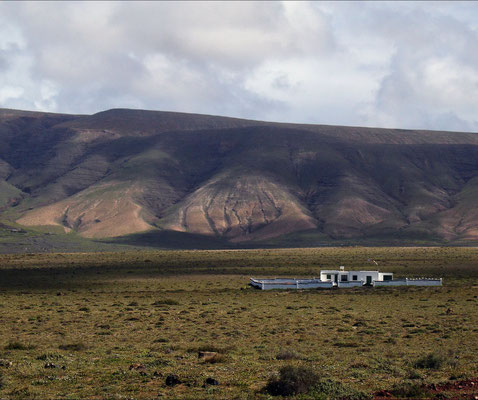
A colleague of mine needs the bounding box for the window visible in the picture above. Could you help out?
[383,275,392,281]
[340,275,348,282]
[326,274,331,280]
[352,275,358,281]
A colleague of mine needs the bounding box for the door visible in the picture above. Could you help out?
[366,276,372,285]
[334,274,338,283]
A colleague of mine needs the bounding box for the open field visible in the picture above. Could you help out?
[0,247,477,399]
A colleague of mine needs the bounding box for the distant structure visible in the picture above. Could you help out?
[250,267,442,290]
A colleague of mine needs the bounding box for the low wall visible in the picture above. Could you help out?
[406,278,442,286]
[296,281,334,289]
[250,278,334,290]
[250,277,442,290]
[374,278,442,287]
[337,281,363,288]
[374,279,408,287]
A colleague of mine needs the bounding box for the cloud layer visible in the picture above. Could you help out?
[1,1,478,132]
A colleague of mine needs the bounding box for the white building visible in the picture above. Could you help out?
[319,266,393,286]
[250,266,441,290]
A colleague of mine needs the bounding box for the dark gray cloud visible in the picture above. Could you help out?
[0,1,477,132]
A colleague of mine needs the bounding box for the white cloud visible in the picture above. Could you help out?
[0,1,478,132]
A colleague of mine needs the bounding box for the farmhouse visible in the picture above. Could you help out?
[250,266,442,290]
[320,266,393,286]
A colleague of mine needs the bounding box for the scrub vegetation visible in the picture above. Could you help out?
[0,247,477,399]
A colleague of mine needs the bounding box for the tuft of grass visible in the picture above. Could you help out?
[264,365,319,396]
[59,342,87,351]
[153,337,169,343]
[186,344,235,354]
[309,379,371,400]
[333,341,360,348]
[276,349,302,360]
[407,369,423,380]
[389,382,429,398]
[4,341,35,350]
[36,353,64,361]
[202,353,226,364]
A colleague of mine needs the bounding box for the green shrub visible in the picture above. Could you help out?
[413,353,445,369]
[264,365,319,396]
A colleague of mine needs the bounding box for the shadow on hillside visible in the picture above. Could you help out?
[98,229,237,250]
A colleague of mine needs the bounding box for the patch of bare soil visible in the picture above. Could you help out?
[374,378,478,400]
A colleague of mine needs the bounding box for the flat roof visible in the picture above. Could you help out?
[320,270,381,273]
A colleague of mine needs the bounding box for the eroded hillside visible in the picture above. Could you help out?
[2,107,478,245]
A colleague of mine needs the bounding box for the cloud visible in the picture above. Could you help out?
[0,1,478,132]
[352,3,478,132]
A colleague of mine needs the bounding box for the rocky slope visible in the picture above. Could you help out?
[2,107,478,245]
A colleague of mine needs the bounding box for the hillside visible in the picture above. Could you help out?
[1,107,478,249]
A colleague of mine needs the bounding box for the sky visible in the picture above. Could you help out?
[1,1,478,132]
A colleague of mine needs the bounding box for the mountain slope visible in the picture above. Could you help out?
[2,107,478,246]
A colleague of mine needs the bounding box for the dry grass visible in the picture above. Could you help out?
[0,247,476,399]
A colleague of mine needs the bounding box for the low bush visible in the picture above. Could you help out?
[4,341,35,350]
[264,365,319,396]
[413,352,446,370]
[264,367,371,399]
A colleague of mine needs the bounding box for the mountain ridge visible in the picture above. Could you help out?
[2,107,478,247]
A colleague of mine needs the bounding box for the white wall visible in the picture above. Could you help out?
[374,278,442,287]
[374,280,407,287]
[337,281,363,288]
[406,279,442,286]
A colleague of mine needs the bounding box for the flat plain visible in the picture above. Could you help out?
[0,247,477,399]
